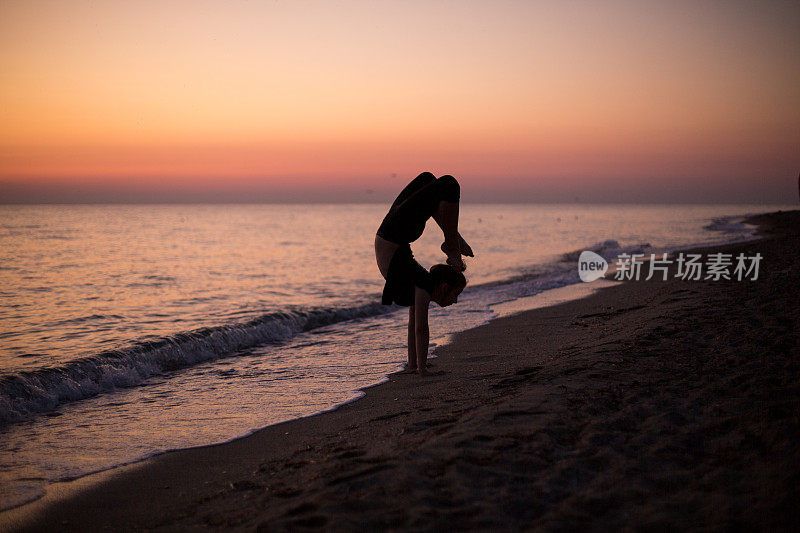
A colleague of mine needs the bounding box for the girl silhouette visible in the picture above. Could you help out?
[375,172,474,375]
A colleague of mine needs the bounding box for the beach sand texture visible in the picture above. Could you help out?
[4,211,798,532]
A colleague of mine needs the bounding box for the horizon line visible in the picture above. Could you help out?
[0,200,795,206]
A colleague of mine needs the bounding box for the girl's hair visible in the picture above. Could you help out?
[429,264,467,289]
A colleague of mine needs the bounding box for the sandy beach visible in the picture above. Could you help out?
[3,210,798,532]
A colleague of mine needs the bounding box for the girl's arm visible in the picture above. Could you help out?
[413,287,431,375]
[407,305,417,370]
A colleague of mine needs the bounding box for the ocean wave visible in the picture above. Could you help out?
[0,300,389,426]
[703,215,755,235]
[560,239,652,263]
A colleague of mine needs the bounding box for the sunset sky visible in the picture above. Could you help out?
[1,0,798,203]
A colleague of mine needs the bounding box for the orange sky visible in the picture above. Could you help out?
[1,0,798,202]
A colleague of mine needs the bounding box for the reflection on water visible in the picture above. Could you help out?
[0,204,766,369]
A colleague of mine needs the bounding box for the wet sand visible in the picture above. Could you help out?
[3,210,799,532]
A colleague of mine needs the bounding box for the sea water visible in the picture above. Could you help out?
[0,203,789,510]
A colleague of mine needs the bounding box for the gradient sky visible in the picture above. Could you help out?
[1,0,798,203]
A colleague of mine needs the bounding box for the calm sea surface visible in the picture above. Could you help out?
[0,203,788,510]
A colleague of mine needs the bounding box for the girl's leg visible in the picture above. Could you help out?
[433,200,460,246]
[431,174,461,249]
[433,200,465,270]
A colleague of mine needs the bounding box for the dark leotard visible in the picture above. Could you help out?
[377,172,460,306]
[380,244,434,306]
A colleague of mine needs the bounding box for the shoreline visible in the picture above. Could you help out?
[0,269,620,525]
[3,210,798,531]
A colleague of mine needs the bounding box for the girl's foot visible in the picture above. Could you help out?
[441,241,467,271]
[458,234,474,257]
[441,240,460,257]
